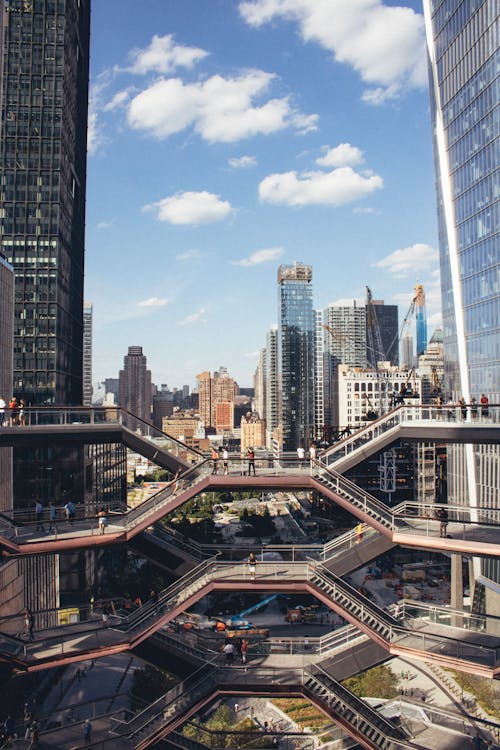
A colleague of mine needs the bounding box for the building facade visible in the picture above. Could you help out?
[278,263,314,451]
[264,325,280,449]
[119,346,152,423]
[83,301,92,406]
[424,0,500,601]
[0,0,91,406]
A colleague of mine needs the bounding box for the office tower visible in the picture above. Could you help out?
[424,0,500,606]
[264,325,280,449]
[253,347,266,419]
[414,284,427,357]
[0,0,91,405]
[401,334,415,370]
[196,368,238,430]
[319,301,368,436]
[119,346,152,423]
[278,263,314,451]
[83,302,93,406]
[372,299,399,365]
[0,252,14,513]
[152,385,174,430]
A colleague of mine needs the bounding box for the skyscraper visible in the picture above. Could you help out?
[83,302,93,406]
[119,346,152,423]
[414,284,427,357]
[0,0,91,405]
[424,0,500,603]
[264,325,279,449]
[278,263,314,451]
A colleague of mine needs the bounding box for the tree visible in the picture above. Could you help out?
[343,666,398,699]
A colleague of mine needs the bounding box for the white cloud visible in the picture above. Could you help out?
[127,70,317,143]
[244,351,260,358]
[178,307,207,326]
[96,220,114,230]
[87,75,111,155]
[317,143,364,168]
[104,89,132,112]
[239,0,427,102]
[144,191,233,226]
[373,243,438,278]
[259,166,383,207]
[352,206,380,215]
[123,34,208,75]
[137,297,170,308]
[228,155,258,169]
[176,249,202,261]
[231,247,284,267]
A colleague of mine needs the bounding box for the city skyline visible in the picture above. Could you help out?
[86,0,441,387]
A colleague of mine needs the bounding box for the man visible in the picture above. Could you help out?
[247,447,256,476]
[84,719,92,743]
[64,500,75,525]
[211,447,219,475]
[48,502,58,534]
[297,446,305,469]
[222,447,229,475]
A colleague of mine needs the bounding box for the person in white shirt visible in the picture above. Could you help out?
[0,397,5,427]
[297,446,305,468]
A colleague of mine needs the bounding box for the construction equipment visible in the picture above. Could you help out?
[430,366,442,398]
[362,392,379,421]
[286,604,319,623]
[226,594,280,630]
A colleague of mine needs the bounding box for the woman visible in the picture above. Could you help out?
[248,552,257,581]
[97,508,107,535]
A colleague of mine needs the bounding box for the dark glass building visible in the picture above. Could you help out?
[0,0,91,406]
[278,262,315,451]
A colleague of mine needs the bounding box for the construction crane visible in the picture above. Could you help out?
[365,286,386,370]
[321,323,349,345]
[362,392,379,421]
[430,366,443,398]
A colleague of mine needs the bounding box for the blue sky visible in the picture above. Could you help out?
[86,0,440,389]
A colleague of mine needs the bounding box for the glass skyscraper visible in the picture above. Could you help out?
[424,0,499,402]
[0,0,91,405]
[424,0,499,598]
[278,263,315,451]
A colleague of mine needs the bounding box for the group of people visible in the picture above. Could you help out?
[221,636,249,664]
[0,396,25,427]
[211,447,256,476]
[434,393,490,419]
[33,499,76,533]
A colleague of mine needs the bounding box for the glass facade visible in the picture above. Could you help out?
[0,0,91,405]
[425,0,499,402]
[425,0,500,592]
[278,263,315,451]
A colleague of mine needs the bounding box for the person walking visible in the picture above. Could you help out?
[309,444,316,468]
[247,447,256,476]
[9,396,18,426]
[84,718,92,743]
[0,396,5,427]
[458,396,467,420]
[18,398,26,425]
[436,507,449,537]
[35,500,44,532]
[248,552,257,581]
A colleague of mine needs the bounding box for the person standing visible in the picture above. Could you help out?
[222,640,235,663]
[64,500,75,525]
[0,396,6,427]
[84,718,92,743]
[309,444,316,468]
[9,397,18,426]
[356,522,363,544]
[222,447,229,475]
[48,502,58,534]
[35,500,44,532]
[247,447,256,476]
[18,398,26,425]
[297,446,305,469]
[248,552,257,581]
[97,508,107,534]
[211,447,219,475]
[240,637,248,664]
[480,393,489,418]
